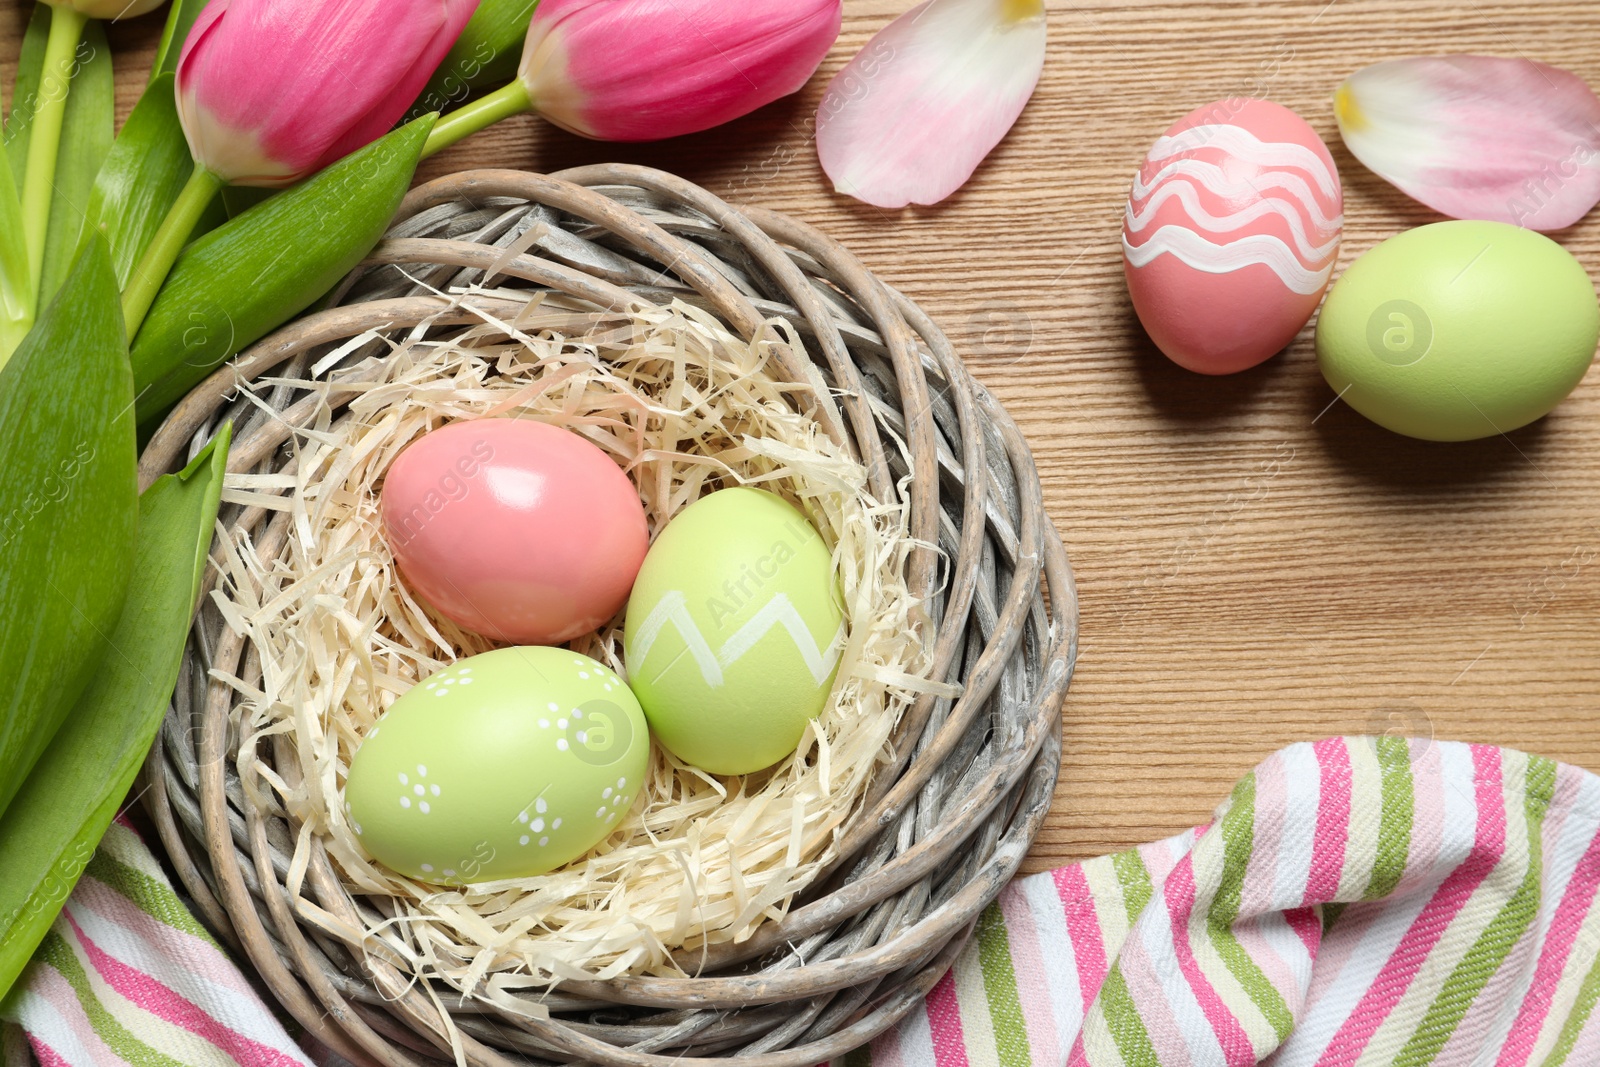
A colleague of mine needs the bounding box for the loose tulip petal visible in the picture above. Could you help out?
[178,0,478,186]
[521,0,842,142]
[815,0,1046,208]
[1335,55,1600,231]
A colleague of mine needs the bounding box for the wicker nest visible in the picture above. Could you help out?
[137,165,1077,1067]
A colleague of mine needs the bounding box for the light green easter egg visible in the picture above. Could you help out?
[624,488,845,776]
[344,647,649,884]
[1316,221,1598,441]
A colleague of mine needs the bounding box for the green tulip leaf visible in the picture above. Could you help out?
[0,236,137,823]
[152,0,215,83]
[38,20,112,307]
[83,72,224,290]
[4,5,53,186]
[0,422,230,1002]
[130,114,436,423]
[411,0,537,119]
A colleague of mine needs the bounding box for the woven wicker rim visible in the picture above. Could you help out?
[138,165,1078,1067]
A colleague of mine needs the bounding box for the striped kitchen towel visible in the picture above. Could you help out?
[0,817,315,1067]
[8,737,1600,1066]
[836,736,1600,1067]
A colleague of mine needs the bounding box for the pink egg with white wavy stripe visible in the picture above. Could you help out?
[1124,99,1344,375]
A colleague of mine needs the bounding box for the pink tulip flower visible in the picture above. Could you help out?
[176,0,480,187]
[518,0,842,142]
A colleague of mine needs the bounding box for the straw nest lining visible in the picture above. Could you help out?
[139,166,1076,1067]
[204,292,944,991]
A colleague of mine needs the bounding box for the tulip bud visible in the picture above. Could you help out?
[46,0,165,18]
[518,0,842,142]
[176,0,479,187]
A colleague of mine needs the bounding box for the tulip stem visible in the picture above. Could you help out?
[121,163,224,342]
[422,80,534,159]
[20,3,88,307]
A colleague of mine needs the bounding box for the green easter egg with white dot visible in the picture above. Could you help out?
[344,647,648,884]
[624,488,845,776]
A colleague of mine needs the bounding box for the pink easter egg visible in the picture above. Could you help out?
[1124,99,1344,374]
[381,419,648,645]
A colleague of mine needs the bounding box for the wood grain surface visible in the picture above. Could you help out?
[6,0,1598,876]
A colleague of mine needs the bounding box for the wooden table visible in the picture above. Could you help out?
[6,0,1598,875]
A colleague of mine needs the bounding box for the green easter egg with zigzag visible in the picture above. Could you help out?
[623,488,845,776]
